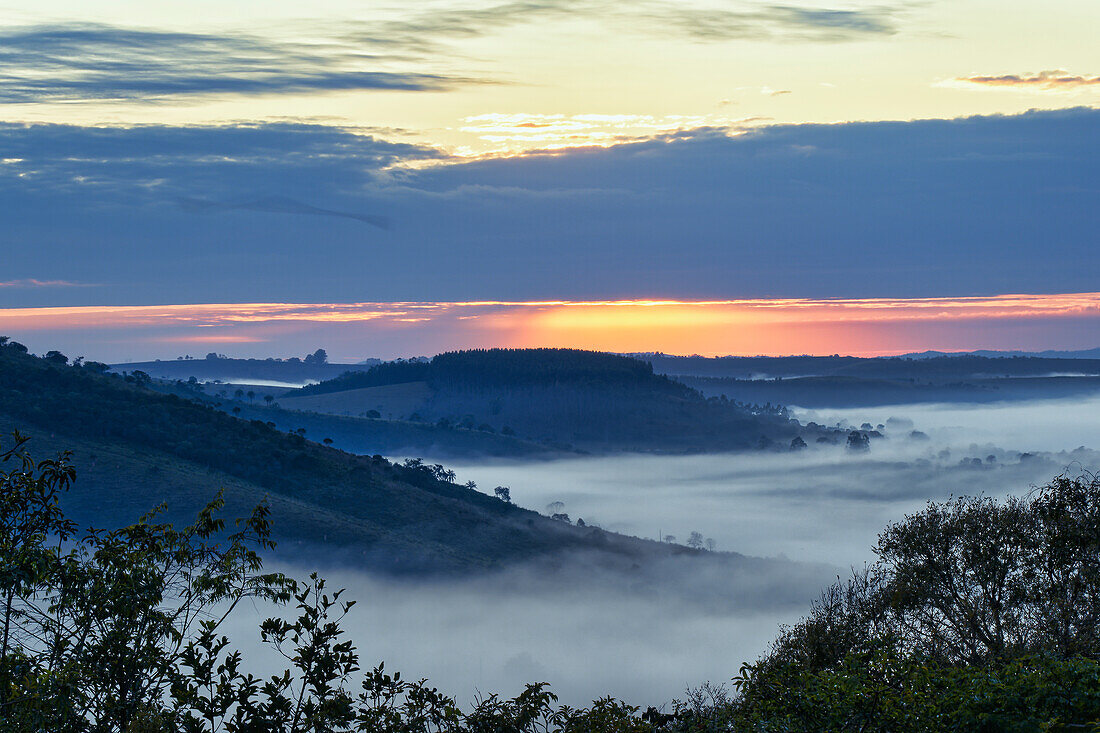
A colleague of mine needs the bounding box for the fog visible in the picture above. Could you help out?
[232,396,1100,708]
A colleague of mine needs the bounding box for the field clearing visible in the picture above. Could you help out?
[280,381,433,418]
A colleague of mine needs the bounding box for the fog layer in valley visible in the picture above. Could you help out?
[250,396,1100,708]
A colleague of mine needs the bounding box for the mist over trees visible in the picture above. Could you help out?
[3,428,1100,730]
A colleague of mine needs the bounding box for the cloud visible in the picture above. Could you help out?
[177,196,390,229]
[957,70,1100,90]
[1,109,1099,309]
[637,3,902,42]
[0,24,483,103]
[0,4,909,105]
[370,0,906,46]
[0,121,443,197]
[0,279,95,288]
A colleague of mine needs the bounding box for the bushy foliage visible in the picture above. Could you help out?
[732,473,1100,730]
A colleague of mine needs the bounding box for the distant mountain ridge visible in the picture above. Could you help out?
[895,347,1100,360]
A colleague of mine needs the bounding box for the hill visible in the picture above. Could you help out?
[280,348,813,453]
[643,353,1100,381]
[0,339,714,573]
[638,353,1100,409]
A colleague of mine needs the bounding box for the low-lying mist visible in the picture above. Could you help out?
[225,558,812,709]
[247,396,1100,708]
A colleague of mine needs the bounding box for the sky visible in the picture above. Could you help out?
[0,0,1098,358]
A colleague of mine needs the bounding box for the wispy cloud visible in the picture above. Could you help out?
[367,0,907,47]
[0,23,484,103]
[955,70,1100,90]
[459,112,755,149]
[0,4,909,105]
[177,196,390,229]
[0,279,96,289]
[635,3,903,42]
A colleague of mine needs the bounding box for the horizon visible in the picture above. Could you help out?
[4,292,1100,363]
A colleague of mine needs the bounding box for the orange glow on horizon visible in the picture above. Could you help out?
[1,292,1099,358]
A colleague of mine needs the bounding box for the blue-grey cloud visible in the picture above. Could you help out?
[364,0,906,46]
[0,109,1098,308]
[0,279,96,288]
[178,196,390,229]
[0,24,482,103]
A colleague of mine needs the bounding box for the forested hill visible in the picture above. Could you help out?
[283,349,811,453]
[296,348,692,397]
[0,339,683,573]
[643,353,1100,381]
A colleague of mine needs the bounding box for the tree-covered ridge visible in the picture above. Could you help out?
[2,433,1100,731]
[295,349,694,397]
[647,353,1100,381]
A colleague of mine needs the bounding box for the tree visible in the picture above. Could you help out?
[705,538,717,552]
[247,390,255,404]
[790,436,808,451]
[264,394,274,406]
[494,486,512,503]
[0,433,291,730]
[43,350,68,365]
[234,388,245,401]
[304,348,328,365]
[663,535,677,544]
[846,431,870,452]
[686,531,705,549]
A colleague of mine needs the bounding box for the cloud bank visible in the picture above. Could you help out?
[1,108,1098,311]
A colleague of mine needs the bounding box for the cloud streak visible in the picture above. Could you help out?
[0,279,96,289]
[371,0,906,47]
[0,24,483,103]
[957,70,1100,90]
[177,196,391,229]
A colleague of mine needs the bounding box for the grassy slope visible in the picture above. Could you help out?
[278,381,433,417]
[224,401,562,459]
